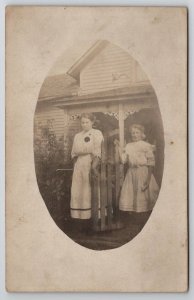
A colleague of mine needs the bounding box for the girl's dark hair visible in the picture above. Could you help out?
[80,113,96,122]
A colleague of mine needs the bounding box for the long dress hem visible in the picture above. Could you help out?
[70,128,103,220]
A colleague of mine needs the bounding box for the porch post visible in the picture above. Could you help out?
[63,109,70,163]
[118,103,124,148]
[118,103,125,187]
[113,103,124,227]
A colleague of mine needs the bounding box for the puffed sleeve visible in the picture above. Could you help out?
[92,130,104,158]
[145,144,156,166]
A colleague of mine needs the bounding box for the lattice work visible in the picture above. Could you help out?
[103,110,138,120]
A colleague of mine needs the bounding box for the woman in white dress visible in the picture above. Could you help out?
[70,113,103,220]
[117,124,159,214]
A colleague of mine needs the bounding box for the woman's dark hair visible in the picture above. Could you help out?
[80,113,96,123]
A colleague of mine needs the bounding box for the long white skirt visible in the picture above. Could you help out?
[70,155,92,219]
[119,166,159,212]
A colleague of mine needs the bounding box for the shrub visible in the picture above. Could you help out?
[34,120,71,218]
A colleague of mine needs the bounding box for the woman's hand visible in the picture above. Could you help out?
[141,180,149,191]
[141,166,152,191]
[74,150,91,156]
[91,156,100,179]
[114,139,126,150]
[72,157,78,165]
[114,139,120,147]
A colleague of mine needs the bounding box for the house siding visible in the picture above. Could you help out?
[35,42,151,156]
[35,104,65,140]
[35,104,82,163]
[80,43,149,95]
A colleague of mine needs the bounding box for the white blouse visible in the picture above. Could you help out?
[121,140,156,167]
[71,128,104,159]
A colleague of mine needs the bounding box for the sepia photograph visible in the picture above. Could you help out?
[5,6,188,292]
[34,40,164,250]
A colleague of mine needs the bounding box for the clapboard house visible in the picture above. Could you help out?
[35,40,164,235]
[35,40,163,181]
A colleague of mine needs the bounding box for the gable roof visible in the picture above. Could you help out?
[67,40,109,80]
[38,73,79,101]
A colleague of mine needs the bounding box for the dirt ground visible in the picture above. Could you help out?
[55,211,152,250]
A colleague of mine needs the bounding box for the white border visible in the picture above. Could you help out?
[1,0,192,299]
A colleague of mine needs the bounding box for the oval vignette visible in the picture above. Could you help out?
[34,40,164,250]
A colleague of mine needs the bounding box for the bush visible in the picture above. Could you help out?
[34,120,71,218]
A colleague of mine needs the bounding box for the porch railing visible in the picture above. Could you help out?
[91,140,123,232]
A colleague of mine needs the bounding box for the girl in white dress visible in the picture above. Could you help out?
[70,113,103,220]
[117,124,159,213]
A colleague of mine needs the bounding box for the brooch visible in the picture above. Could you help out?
[84,136,90,143]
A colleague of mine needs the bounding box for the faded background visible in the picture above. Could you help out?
[5,5,187,293]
